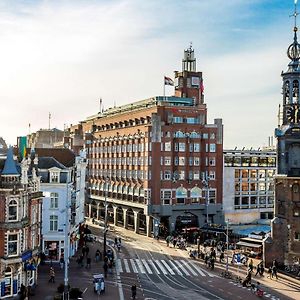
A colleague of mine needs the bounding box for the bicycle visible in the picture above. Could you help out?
[220,270,232,279]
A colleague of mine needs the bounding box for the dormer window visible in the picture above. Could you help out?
[50,171,60,183]
[8,200,18,221]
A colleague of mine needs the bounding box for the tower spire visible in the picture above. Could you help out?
[287,1,300,61]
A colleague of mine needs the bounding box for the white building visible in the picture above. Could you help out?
[37,149,87,262]
[223,149,276,225]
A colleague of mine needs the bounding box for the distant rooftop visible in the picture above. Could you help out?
[85,96,196,121]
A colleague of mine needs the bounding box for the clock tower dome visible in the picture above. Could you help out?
[265,2,300,267]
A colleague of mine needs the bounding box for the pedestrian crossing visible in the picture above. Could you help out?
[116,258,214,277]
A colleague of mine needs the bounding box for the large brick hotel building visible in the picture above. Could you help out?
[82,47,224,236]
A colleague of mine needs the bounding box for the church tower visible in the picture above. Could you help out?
[174,44,204,106]
[265,2,300,267]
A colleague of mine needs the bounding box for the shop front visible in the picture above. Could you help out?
[43,239,64,262]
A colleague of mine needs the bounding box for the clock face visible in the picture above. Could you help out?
[287,105,300,123]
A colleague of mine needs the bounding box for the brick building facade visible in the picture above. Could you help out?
[0,147,42,298]
[82,47,224,235]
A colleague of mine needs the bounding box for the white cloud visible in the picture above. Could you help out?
[0,0,294,149]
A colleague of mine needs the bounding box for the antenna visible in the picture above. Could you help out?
[99,98,102,113]
[28,123,31,135]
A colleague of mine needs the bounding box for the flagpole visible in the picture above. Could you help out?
[163,76,166,100]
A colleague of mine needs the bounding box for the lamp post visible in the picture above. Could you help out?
[216,219,230,273]
[63,182,71,300]
[202,176,210,226]
[103,178,108,257]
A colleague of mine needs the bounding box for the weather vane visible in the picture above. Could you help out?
[290,0,299,30]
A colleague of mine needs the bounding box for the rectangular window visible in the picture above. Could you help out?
[193,143,200,152]
[165,142,171,151]
[209,157,215,166]
[179,171,185,180]
[50,215,58,231]
[209,171,215,180]
[194,157,200,166]
[209,144,216,153]
[50,192,59,209]
[161,190,172,205]
[194,171,200,180]
[164,156,171,166]
[179,143,185,152]
[179,157,185,166]
[50,172,59,183]
[164,171,171,180]
[189,157,193,166]
[203,133,208,139]
[160,157,163,165]
[7,234,18,256]
[173,117,183,123]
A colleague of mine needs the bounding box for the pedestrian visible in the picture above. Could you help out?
[86,257,91,268]
[271,263,278,279]
[131,284,137,299]
[173,237,177,248]
[48,267,55,283]
[220,252,225,263]
[95,249,101,262]
[108,260,113,274]
[267,266,272,278]
[19,283,26,300]
[59,257,64,269]
[249,259,254,272]
[103,262,108,278]
[117,242,121,252]
[115,237,118,247]
[118,237,122,245]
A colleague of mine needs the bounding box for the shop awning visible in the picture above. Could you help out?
[236,241,262,248]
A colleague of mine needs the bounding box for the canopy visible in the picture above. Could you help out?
[236,241,262,248]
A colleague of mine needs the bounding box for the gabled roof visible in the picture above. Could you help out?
[31,148,75,167]
[38,157,66,170]
[1,147,19,176]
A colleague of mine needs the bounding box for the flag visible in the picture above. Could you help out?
[164,76,174,86]
[200,79,204,93]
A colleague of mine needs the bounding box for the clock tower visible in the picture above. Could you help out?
[264,3,300,267]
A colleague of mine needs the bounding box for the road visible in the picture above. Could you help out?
[88,222,297,300]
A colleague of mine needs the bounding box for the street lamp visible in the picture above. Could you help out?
[218,219,230,273]
[202,177,210,226]
[103,177,108,257]
[63,182,72,300]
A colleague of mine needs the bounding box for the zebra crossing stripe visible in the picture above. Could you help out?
[173,260,190,276]
[168,260,183,275]
[135,259,146,274]
[155,260,168,275]
[189,262,206,276]
[141,259,153,274]
[130,259,138,273]
[161,260,175,275]
[116,259,123,273]
[124,259,130,273]
[180,260,198,276]
[148,259,160,274]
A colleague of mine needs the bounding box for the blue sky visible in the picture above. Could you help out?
[0,0,296,148]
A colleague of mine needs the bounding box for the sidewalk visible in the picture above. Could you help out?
[33,236,119,300]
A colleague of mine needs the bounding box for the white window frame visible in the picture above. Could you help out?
[7,233,19,256]
[8,200,18,221]
[50,215,58,231]
[209,143,216,153]
[50,171,60,183]
[50,192,59,209]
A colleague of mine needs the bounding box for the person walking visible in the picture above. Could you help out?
[48,267,55,283]
[86,257,91,269]
[59,257,64,269]
[103,262,108,278]
[248,259,254,273]
[95,249,101,262]
[85,245,90,257]
[271,262,278,279]
[131,284,137,299]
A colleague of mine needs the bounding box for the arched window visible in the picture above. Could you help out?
[293,80,299,103]
[174,131,185,138]
[176,186,187,204]
[189,131,201,138]
[134,186,139,196]
[283,80,290,104]
[8,200,18,221]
